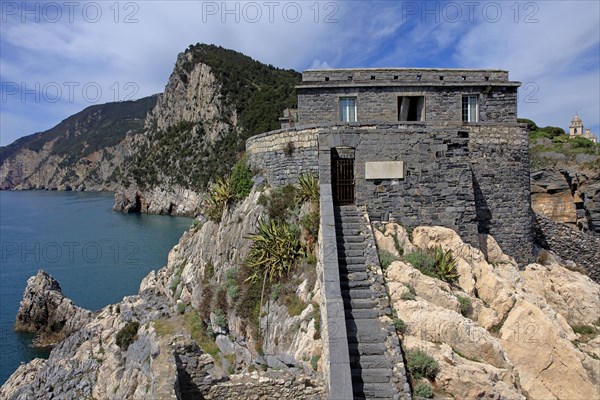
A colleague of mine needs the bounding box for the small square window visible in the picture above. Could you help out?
[339,97,357,122]
[462,95,479,123]
[398,96,425,121]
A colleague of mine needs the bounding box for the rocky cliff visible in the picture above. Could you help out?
[1,188,324,399]
[114,44,300,216]
[14,270,95,347]
[531,169,600,234]
[376,224,600,399]
[0,96,158,191]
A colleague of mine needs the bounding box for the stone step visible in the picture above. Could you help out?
[351,368,393,384]
[336,222,363,230]
[339,265,367,274]
[340,279,371,289]
[337,228,364,237]
[341,289,372,299]
[350,355,393,369]
[345,308,379,320]
[344,298,377,309]
[338,256,366,266]
[346,327,387,343]
[336,235,365,243]
[340,272,368,281]
[346,319,386,333]
[338,249,365,258]
[354,383,395,398]
[348,342,387,356]
[336,242,366,251]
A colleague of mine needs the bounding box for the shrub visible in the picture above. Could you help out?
[572,325,597,335]
[245,219,303,283]
[177,302,186,314]
[413,382,433,398]
[170,274,181,295]
[405,250,436,277]
[271,283,283,301]
[401,285,416,301]
[433,246,459,283]
[456,295,472,316]
[258,185,298,221]
[300,209,320,241]
[282,291,307,317]
[310,355,320,370]
[214,310,227,328]
[225,268,240,301]
[230,155,253,200]
[191,219,203,231]
[204,177,235,222]
[378,250,398,270]
[296,171,320,203]
[393,318,406,334]
[115,321,140,350]
[406,349,439,380]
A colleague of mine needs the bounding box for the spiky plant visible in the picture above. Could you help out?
[204,177,235,222]
[296,171,320,203]
[245,219,303,283]
[433,245,459,283]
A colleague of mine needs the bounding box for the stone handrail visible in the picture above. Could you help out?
[318,184,353,399]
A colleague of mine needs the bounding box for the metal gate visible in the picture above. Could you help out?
[332,149,355,205]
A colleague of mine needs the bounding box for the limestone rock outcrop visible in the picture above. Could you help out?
[380,224,600,400]
[14,270,94,347]
[531,168,600,234]
[1,189,324,399]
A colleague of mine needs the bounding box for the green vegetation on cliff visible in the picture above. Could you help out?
[520,118,600,171]
[0,96,158,165]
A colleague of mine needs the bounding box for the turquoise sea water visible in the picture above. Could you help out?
[0,191,192,385]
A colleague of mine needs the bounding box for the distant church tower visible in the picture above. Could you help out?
[569,113,597,143]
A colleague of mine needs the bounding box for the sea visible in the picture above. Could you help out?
[0,190,193,385]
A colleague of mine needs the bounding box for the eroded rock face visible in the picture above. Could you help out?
[2,189,324,399]
[113,185,202,216]
[531,169,600,234]
[14,270,94,347]
[381,224,600,400]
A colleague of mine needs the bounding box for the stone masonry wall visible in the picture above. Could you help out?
[302,69,510,83]
[246,127,319,186]
[469,124,534,264]
[202,372,324,399]
[534,213,600,282]
[297,85,518,127]
[247,123,533,264]
[318,125,479,247]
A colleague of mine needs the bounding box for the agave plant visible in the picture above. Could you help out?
[433,245,459,283]
[203,177,234,222]
[245,219,303,283]
[296,171,320,203]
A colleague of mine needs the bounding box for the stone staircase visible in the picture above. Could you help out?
[334,205,397,400]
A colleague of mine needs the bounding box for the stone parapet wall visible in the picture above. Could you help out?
[246,127,319,186]
[469,124,533,264]
[317,184,354,399]
[534,213,600,282]
[302,68,510,83]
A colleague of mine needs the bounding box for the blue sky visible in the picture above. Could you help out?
[1,1,599,145]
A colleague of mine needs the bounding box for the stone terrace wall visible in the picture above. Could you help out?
[202,372,324,399]
[469,124,533,264]
[246,127,319,186]
[318,125,479,247]
[534,213,600,282]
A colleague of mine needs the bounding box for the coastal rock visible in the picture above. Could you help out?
[2,189,324,399]
[380,225,600,399]
[113,185,202,216]
[14,270,94,347]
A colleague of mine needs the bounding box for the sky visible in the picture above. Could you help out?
[1,0,599,146]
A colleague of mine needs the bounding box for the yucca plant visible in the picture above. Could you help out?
[204,177,235,222]
[433,245,459,283]
[245,219,303,283]
[296,171,320,203]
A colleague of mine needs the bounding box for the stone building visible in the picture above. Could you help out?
[248,68,533,264]
[569,112,597,143]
